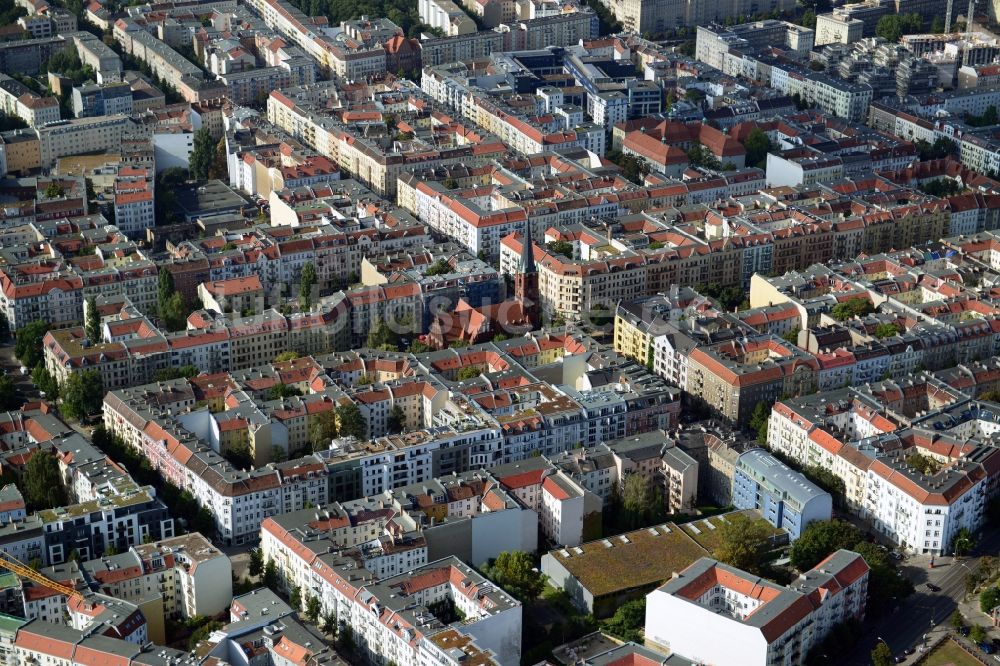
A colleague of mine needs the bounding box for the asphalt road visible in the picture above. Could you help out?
[844,527,1000,664]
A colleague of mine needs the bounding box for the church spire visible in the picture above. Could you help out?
[519,221,536,275]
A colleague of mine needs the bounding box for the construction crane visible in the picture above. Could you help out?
[0,550,83,600]
[945,0,976,37]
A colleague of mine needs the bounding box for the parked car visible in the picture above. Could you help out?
[903,648,915,655]
[890,551,903,560]
[982,642,995,655]
[19,366,27,375]
[926,583,941,592]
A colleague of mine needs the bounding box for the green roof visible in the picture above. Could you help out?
[0,613,26,633]
[0,573,18,590]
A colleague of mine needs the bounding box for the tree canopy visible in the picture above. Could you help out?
[0,376,19,411]
[85,296,101,343]
[309,410,338,451]
[743,128,773,169]
[712,513,774,575]
[15,320,50,369]
[299,262,317,310]
[60,369,104,420]
[188,128,216,181]
[830,297,873,321]
[22,449,67,511]
[336,403,367,440]
[875,13,922,42]
[484,551,544,602]
[790,520,862,570]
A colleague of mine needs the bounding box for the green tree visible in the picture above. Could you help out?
[249,548,264,578]
[159,292,189,331]
[950,609,965,629]
[32,364,58,400]
[743,127,773,169]
[799,9,816,29]
[852,541,913,615]
[0,311,9,342]
[830,297,874,321]
[263,559,279,590]
[275,351,300,362]
[870,641,893,666]
[713,513,774,575]
[306,594,321,623]
[749,401,771,443]
[952,527,975,556]
[601,598,645,642]
[873,323,900,339]
[85,296,100,343]
[905,452,940,475]
[268,383,303,400]
[546,241,574,258]
[336,403,367,440]
[44,182,65,199]
[387,404,405,434]
[0,376,19,411]
[14,320,50,369]
[931,15,944,32]
[790,520,862,570]
[188,619,223,650]
[209,137,228,180]
[968,105,1000,127]
[484,551,544,603]
[22,449,67,511]
[309,410,338,451]
[299,262,317,310]
[915,137,956,160]
[60,369,104,420]
[457,366,481,381]
[782,327,801,345]
[366,317,400,350]
[980,587,1000,613]
[189,128,215,181]
[289,585,302,610]
[424,259,452,276]
[321,611,337,636]
[158,268,175,306]
[971,624,988,644]
[153,366,200,382]
[620,474,664,529]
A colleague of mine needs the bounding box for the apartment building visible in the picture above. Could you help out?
[419,0,477,35]
[733,448,833,539]
[71,82,133,118]
[601,0,795,34]
[645,551,869,666]
[112,170,154,239]
[696,21,814,71]
[768,386,1000,554]
[80,533,232,620]
[12,619,202,666]
[262,510,523,666]
[36,114,133,168]
[687,337,818,426]
[0,74,60,128]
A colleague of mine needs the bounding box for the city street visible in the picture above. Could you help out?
[845,528,1000,664]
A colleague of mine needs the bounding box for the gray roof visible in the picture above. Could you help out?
[736,448,829,509]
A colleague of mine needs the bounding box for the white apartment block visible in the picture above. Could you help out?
[262,513,522,666]
[646,551,869,666]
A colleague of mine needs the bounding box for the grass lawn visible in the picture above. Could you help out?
[919,638,985,666]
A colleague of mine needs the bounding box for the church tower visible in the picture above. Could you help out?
[514,221,540,330]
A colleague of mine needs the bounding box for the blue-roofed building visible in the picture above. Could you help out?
[732,448,832,539]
